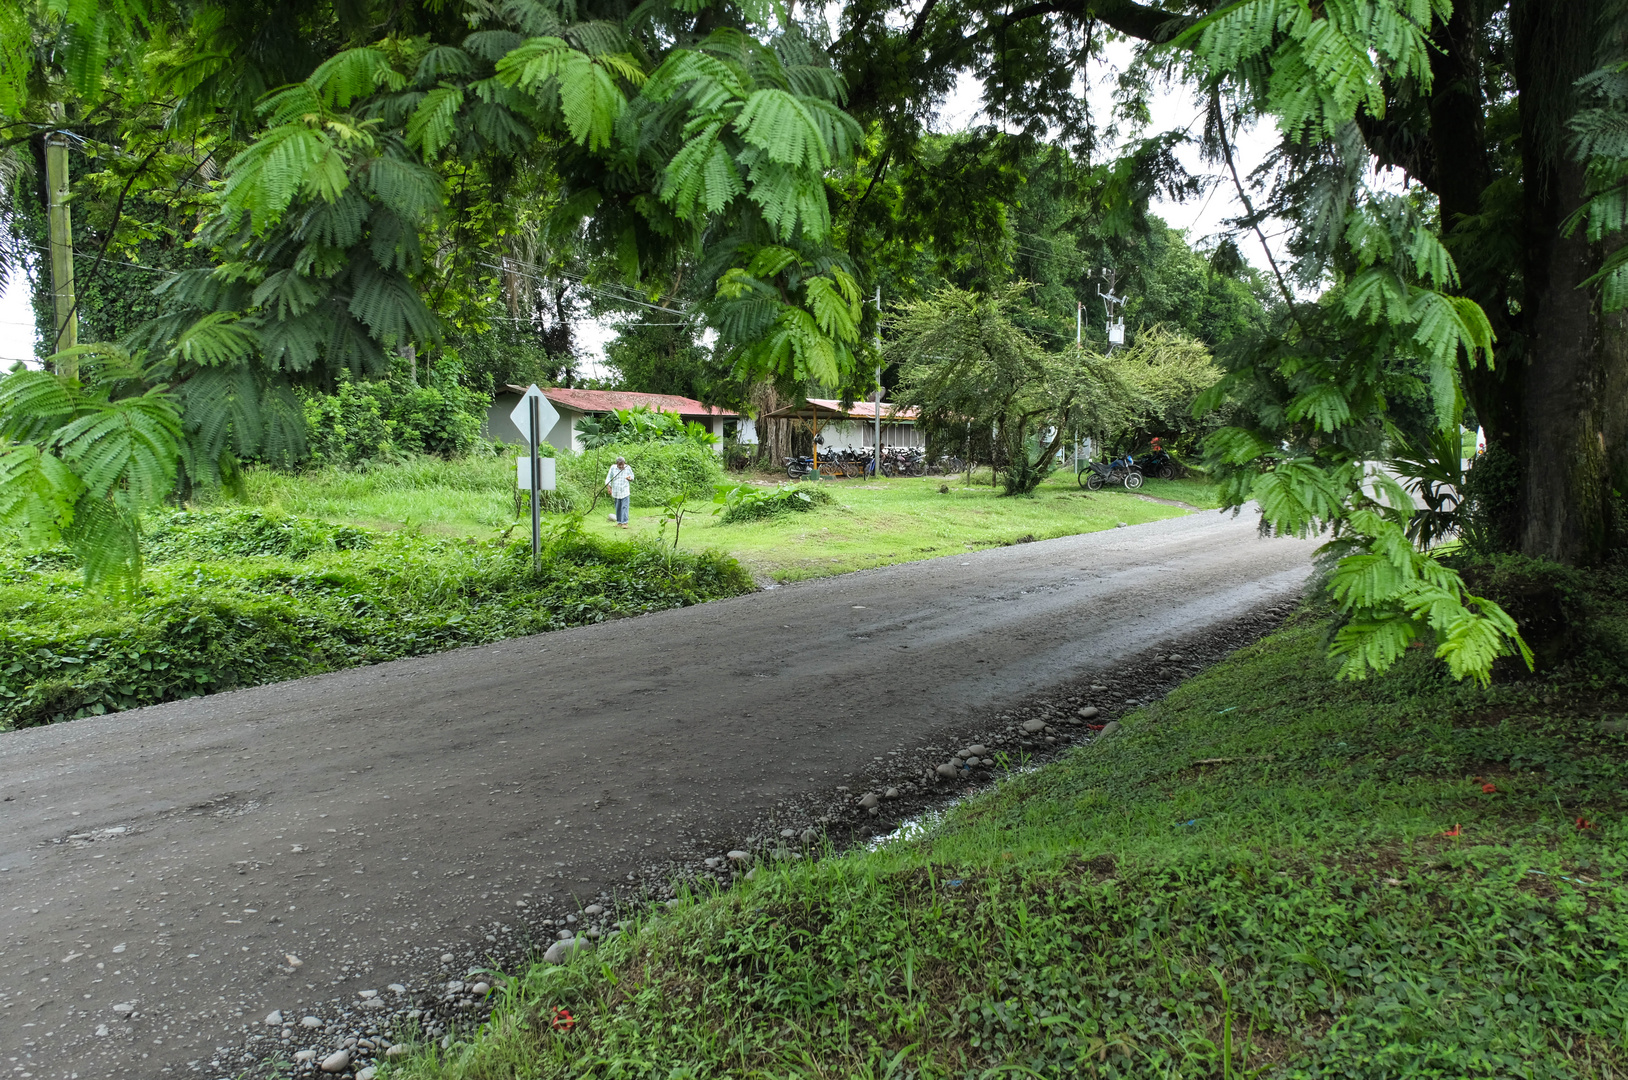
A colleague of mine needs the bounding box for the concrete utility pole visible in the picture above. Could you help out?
[45,104,78,375]
[872,285,882,480]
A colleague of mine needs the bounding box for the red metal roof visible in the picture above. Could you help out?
[505,385,738,418]
[806,398,919,421]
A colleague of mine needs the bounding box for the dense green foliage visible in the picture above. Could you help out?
[602,313,721,401]
[301,376,487,467]
[0,348,182,589]
[561,442,723,509]
[713,481,832,523]
[0,508,752,729]
[1097,325,1226,454]
[575,406,718,450]
[0,0,876,593]
[889,284,1130,495]
[389,604,1628,1079]
[835,135,1270,355]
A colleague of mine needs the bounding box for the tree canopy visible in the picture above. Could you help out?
[2,0,1623,686]
[888,282,1127,494]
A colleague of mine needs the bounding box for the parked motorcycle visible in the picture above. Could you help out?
[1139,447,1178,480]
[1140,437,1179,480]
[1078,455,1144,491]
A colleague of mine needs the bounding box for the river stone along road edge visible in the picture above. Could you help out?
[0,508,1317,1079]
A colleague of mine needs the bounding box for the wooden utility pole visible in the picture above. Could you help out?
[45,104,78,376]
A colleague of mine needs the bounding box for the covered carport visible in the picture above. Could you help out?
[758,399,856,475]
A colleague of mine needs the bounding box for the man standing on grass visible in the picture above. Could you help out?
[605,455,634,528]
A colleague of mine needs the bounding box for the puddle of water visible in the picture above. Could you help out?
[866,763,1045,850]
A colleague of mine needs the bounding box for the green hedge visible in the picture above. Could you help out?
[0,510,753,729]
[563,442,723,507]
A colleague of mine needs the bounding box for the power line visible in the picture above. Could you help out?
[474,259,701,319]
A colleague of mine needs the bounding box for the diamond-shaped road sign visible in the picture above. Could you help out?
[509,384,560,447]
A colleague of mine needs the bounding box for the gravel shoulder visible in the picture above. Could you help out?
[0,508,1317,1079]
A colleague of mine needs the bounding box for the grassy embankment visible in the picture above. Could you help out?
[0,510,751,729]
[384,604,1628,1079]
[1,459,1215,728]
[233,457,1214,582]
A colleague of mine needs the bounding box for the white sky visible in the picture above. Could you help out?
[0,39,1290,373]
[936,40,1289,280]
[0,271,34,368]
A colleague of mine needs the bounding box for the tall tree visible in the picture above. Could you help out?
[833,0,1626,681]
[889,282,1127,494]
[0,0,872,587]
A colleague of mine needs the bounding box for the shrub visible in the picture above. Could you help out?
[576,406,719,449]
[714,483,833,524]
[564,442,723,507]
[299,377,486,467]
[301,383,397,467]
[144,509,372,562]
[389,383,485,455]
[0,514,754,729]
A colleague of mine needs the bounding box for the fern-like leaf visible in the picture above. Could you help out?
[406,87,465,159]
[0,443,82,547]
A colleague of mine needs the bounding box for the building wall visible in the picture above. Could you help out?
[817,420,923,449]
[487,392,579,451]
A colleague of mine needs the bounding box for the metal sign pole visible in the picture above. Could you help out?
[529,396,542,570]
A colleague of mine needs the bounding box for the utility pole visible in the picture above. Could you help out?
[872,285,882,481]
[1075,300,1082,348]
[45,104,78,375]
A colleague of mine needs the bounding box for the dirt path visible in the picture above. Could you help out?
[0,510,1317,1079]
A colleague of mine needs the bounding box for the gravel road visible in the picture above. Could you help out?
[0,508,1317,1079]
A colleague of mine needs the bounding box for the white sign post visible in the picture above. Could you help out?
[509,385,559,569]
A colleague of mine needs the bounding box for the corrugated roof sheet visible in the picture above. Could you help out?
[805,398,919,421]
[504,385,738,417]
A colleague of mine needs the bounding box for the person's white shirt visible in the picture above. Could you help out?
[605,463,634,499]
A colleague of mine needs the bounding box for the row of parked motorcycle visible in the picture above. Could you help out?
[783,446,937,479]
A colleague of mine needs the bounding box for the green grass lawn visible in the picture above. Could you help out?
[227,455,521,536]
[383,611,1628,1080]
[222,459,1213,583]
[621,471,1198,582]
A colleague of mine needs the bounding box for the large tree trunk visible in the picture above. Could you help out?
[1502,0,1628,564]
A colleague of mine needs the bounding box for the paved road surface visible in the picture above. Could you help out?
[0,509,1317,1079]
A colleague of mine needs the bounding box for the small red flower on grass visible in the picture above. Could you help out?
[1482,783,1498,794]
[1577,817,1595,830]
[1443,824,1462,837]
[551,1007,576,1031]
